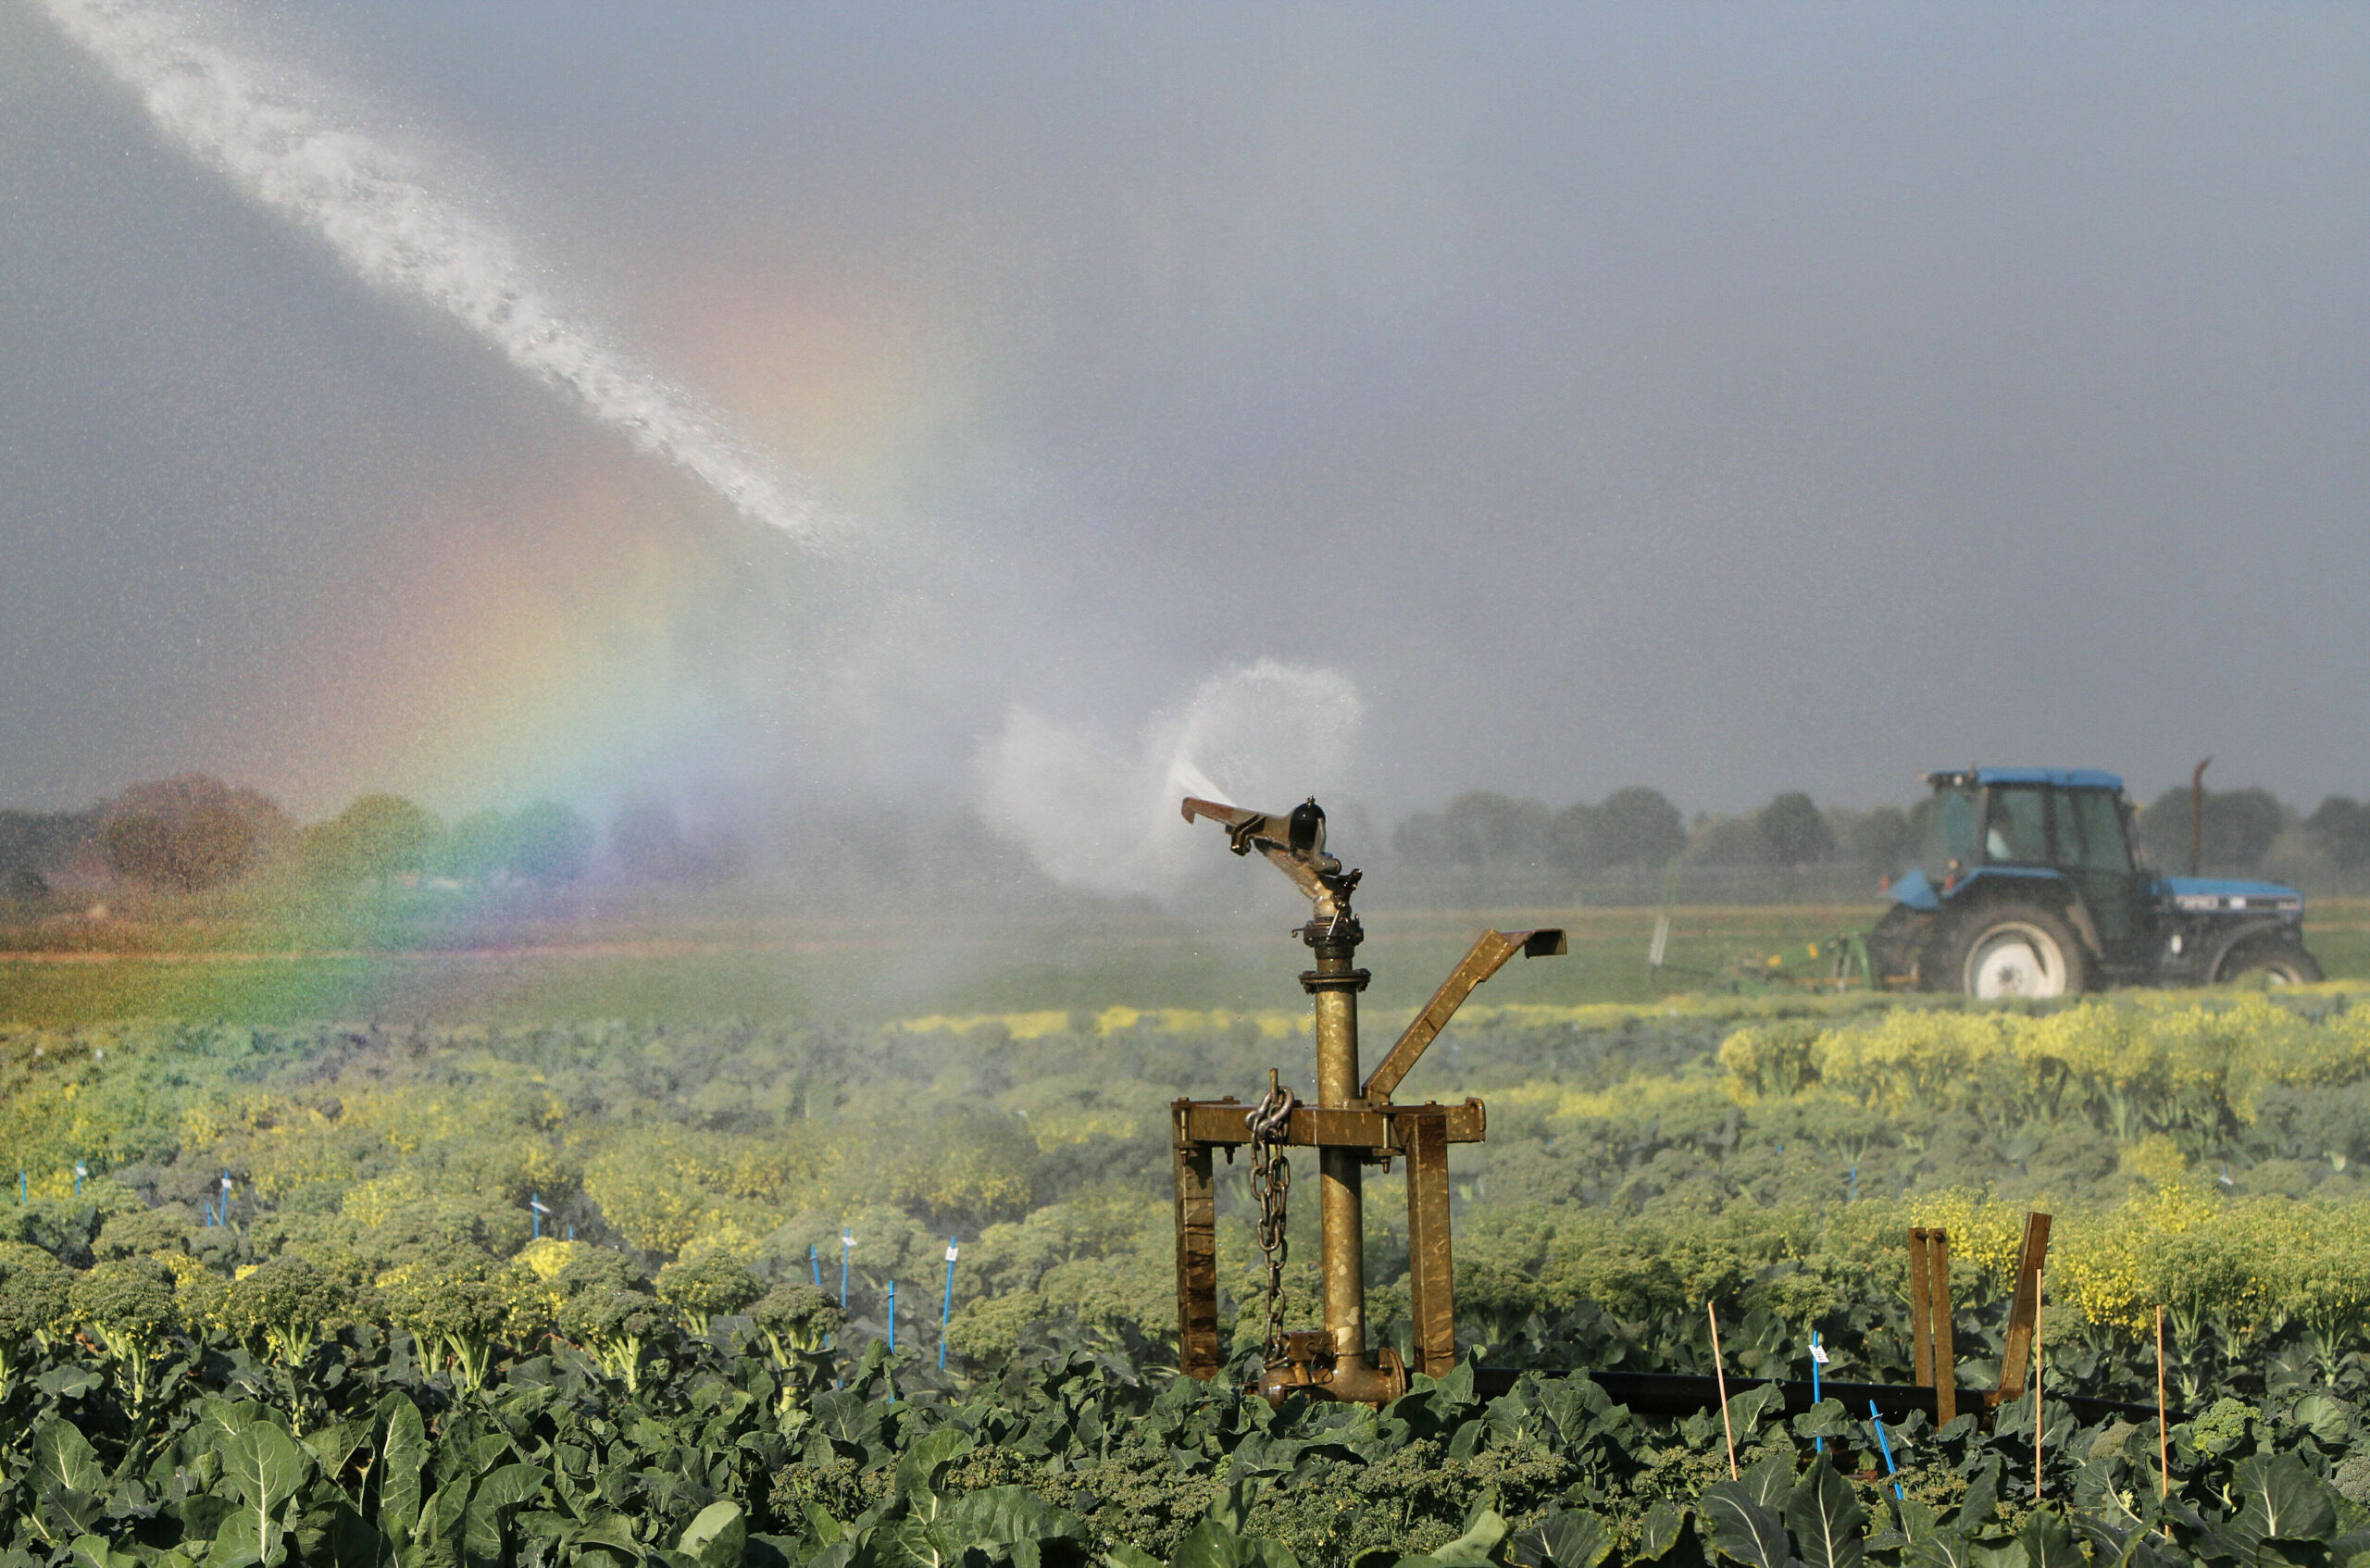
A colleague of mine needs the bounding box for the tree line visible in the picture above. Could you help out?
[1387,780,2370,884]
[0,775,746,902]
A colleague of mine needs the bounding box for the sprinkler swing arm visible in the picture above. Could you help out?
[1171,795,1565,1404]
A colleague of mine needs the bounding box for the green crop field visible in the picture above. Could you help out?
[9,963,2370,1562]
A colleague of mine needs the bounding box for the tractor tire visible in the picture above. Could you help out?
[1940,902,2089,1000]
[2216,940,2325,986]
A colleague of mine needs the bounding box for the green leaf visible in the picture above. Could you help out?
[215,1420,312,1568]
[462,1465,549,1568]
[1635,1504,1690,1563]
[1700,1482,1796,1568]
[377,1395,428,1548]
[1784,1459,1865,1568]
[1741,1455,1797,1512]
[36,1422,107,1499]
[2292,1394,2352,1447]
[325,1503,383,1568]
[1532,1511,1613,1568]
[2014,1513,2080,1568]
[1104,1549,1163,1568]
[1206,1476,1259,1535]
[678,1502,748,1568]
[892,1426,977,1512]
[1905,1535,1975,1568]
[1425,1509,1507,1566]
[218,1423,313,1515]
[1166,1520,1303,1568]
[1964,1546,2026,1568]
[2237,1454,2340,1544]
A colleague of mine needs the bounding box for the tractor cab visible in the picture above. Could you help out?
[1873,768,2319,997]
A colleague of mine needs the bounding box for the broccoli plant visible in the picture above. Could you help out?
[751,1282,847,1363]
[381,1257,536,1393]
[0,1242,76,1398]
[219,1254,352,1366]
[655,1251,765,1337]
[557,1287,674,1391]
[69,1256,181,1409]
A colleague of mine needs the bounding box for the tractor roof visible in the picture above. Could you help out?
[1923,767,2125,790]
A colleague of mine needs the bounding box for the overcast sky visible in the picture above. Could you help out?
[4,2,2365,828]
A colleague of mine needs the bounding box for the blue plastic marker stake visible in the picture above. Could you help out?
[531,1192,540,1241]
[841,1231,853,1306]
[810,1244,822,1286]
[75,1161,85,1198]
[887,1279,896,1351]
[1810,1333,1827,1453]
[17,1171,23,1205]
[567,1224,575,1241]
[1867,1401,1904,1500]
[1850,1163,1859,1201]
[940,1238,959,1371]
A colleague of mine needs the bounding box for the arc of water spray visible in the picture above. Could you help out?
[37,0,830,549]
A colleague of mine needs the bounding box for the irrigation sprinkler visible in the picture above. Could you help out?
[940,1238,958,1371]
[1171,795,1566,1404]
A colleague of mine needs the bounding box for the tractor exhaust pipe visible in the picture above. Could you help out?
[2190,756,2212,877]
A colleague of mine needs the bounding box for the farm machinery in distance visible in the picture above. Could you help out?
[1867,767,2322,1000]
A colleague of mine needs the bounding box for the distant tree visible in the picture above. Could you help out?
[2138,786,2286,873]
[1592,787,1688,870]
[1391,811,1450,867]
[5,866,47,902]
[97,776,280,891]
[1756,791,1835,867]
[1546,802,1601,877]
[1842,804,1920,877]
[301,794,441,887]
[434,811,513,882]
[2309,797,2370,872]
[506,802,594,886]
[1688,815,1766,866]
[611,801,686,882]
[103,815,181,888]
[1437,792,1551,871]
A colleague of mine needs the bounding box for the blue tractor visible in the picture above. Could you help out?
[1869,768,2323,998]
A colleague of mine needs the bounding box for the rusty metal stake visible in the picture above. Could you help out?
[1993,1212,2052,1406]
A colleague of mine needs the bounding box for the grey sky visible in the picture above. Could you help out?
[3,2,2365,826]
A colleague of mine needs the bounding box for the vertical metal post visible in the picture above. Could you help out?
[1907,1228,1934,1388]
[1304,918,1371,1363]
[1994,1212,2052,1404]
[1172,1110,1222,1378]
[1929,1229,1957,1425]
[1403,1110,1457,1375]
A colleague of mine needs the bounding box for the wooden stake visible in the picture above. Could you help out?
[2156,1304,2170,1499]
[1708,1301,1739,1480]
[2033,1266,2045,1501]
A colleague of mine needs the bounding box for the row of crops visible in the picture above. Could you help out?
[6,989,2370,1561]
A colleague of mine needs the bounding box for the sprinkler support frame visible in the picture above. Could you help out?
[1170,795,1565,1404]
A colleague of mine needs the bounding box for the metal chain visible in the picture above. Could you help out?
[1246,1069,1298,1365]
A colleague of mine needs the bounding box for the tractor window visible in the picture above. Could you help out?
[2057,789,2131,872]
[1984,788,2048,865]
[1923,787,1979,877]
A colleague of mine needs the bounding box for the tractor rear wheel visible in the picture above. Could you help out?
[2216,940,2325,985]
[1942,903,2088,999]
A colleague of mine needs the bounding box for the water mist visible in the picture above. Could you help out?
[36,0,830,549]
